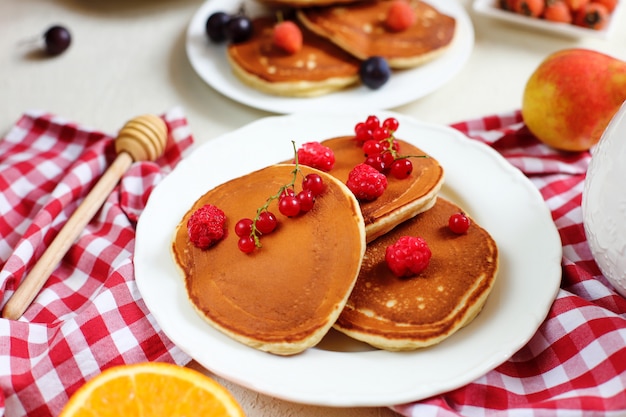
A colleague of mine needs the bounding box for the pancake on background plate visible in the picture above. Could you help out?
[297,0,457,69]
[257,0,361,6]
[227,16,361,97]
[334,197,498,350]
[171,164,366,356]
[322,136,444,242]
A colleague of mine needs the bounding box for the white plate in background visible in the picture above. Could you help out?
[185,0,474,114]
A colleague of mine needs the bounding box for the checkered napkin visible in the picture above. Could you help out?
[393,111,626,416]
[0,109,193,417]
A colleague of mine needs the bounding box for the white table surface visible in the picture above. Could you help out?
[1,0,625,416]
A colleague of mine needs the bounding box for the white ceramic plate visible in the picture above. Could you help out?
[185,0,474,114]
[473,0,622,39]
[135,112,562,407]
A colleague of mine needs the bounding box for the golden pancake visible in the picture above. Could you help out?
[297,0,457,69]
[227,17,361,97]
[171,164,366,355]
[334,197,498,350]
[322,136,444,242]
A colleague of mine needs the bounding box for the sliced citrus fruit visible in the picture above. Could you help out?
[59,362,245,417]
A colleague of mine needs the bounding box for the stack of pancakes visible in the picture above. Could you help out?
[226,0,457,97]
[171,128,498,355]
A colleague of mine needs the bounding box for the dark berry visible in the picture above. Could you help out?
[187,204,227,249]
[449,212,471,234]
[206,12,231,42]
[225,15,253,44]
[346,163,388,201]
[385,236,431,277]
[297,142,335,171]
[360,57,391,89]
[44,25,71,56]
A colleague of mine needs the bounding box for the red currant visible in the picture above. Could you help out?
[365,154,387,172]
[238,236,256,253]
[256,211,277,234]
[297,190,315,212]
[302,173,325,196]
[390,158,413,179]
[381,151,395,167]
[235,218,253,237]
[372,127,390,141]
[280,188,296,200]
[362,139,382,156]
[365,115,380,131]
[279,195,301,217]
[449,212,471,234]
[355,123,372,142]
[383,117,399,132]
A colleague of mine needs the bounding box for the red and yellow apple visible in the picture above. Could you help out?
[521,48,626,152]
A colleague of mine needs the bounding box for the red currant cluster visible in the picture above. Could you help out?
[235,153,326,253]
[354,115,421,180]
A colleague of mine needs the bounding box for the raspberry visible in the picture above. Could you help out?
[385,236,431,277]
[297,142,336,171]
[386,0,417,32]
[187,204,227,249]
[273,20,303,54]
[346,163,388,201]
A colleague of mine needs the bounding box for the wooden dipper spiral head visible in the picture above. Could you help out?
[114,114,168,162]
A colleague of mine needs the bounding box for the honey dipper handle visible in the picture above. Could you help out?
[1,152,134,320]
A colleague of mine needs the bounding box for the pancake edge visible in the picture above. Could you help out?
[171,165,367,355]
[334,198,499,351]
[296,4,457,69]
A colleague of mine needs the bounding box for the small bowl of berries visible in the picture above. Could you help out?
[473,0,622,39]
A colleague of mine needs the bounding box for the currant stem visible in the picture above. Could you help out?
[383,130,428,161]
[249,141,303,248]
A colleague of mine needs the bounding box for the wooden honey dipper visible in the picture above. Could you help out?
[2,114,168,320]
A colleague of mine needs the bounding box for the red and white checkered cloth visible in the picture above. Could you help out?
[1,109,625,417]
[394,111,626,416]
[0,109,193,417]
